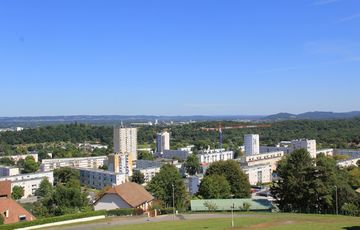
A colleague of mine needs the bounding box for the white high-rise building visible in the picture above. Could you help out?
[156,131,170,153]
[244,134,260,155]
[113,127,138,160]
[291,139,317,158]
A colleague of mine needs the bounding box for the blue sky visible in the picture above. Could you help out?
[0,0,359,116]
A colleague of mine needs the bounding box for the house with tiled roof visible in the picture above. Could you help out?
[94,182,154,212]
[0,197,36,224]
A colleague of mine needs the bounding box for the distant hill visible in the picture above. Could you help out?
[263,111,360,121]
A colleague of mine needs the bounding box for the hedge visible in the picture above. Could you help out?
[106,208,135,217]
[158,208,175,215]
[0,210,107,230]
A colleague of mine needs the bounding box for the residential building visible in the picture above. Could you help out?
[137,168,160,183]
[0,197,36,224]
[94,182,154,211]
[316,148,334,157]
[79,168,127,190]
[244,134,260,155]
[240,151,284,172]
[0,181,12,198]
[260,146,291,154]
[0,165,20,177]
[113,127,137,160]
[291,139,317,158]
[108,153,133,176]
[135,160,162,183]
[157,150,190,161]
[185,175,201,195]
[156,131,170,153]
[0,153,39,163]
[337,157,360,168]
[40,156,107,172]
[242,164,272,185]
[198,149,234,164]
[0,171,54,199]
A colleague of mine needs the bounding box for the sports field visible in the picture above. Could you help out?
[100,213,360,230]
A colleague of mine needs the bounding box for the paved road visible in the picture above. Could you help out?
[48,213,254,230]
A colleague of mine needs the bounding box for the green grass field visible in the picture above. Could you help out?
[102,214,360,230]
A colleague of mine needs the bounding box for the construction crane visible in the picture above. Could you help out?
[200,122,271,148]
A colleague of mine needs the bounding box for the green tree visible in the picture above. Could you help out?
[271,149,315,213]
[198,175,231,199]
[22,156,40,173]
[36,178,53,198]
[132,170,145,184]
[0,213,4,225]
[54,167,79,185]
[205,160,251,198]
[138,151,155,160]
[184,154,200,175]
[12,186,24,200]
[147,164,188,210]
[203,201,218,211]
[0,157,15,166]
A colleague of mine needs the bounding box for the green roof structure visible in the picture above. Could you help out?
[191,199,273,212]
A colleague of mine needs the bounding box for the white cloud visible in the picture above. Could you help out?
[337,13,360,22]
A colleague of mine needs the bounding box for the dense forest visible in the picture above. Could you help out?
[0,118,360,157]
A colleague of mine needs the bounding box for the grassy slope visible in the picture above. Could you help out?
[102,214,360,230]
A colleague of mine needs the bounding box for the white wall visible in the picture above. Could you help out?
[94,194,131,211]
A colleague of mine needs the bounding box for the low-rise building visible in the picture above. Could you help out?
[157,150,190,161]
[0,165,20,177]
[94,182,154,211]
[41,156,107,172]
[240,151,284,172]
[316,148,334,157]
[242,164,272,185]
[78,168,127,190]
[135,160,161,183]
[0,171,54,199]
[0,153,39,163]
[198,149,234,164]
[337,157,360,168]
[0,197,36,224]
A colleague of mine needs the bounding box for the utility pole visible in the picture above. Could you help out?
[334,185,338,215]
[231,203,235,228]
[172,184,175,220]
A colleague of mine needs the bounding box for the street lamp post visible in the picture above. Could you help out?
[334,185,338,215]
[172,184,175,220]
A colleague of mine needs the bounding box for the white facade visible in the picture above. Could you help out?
[198,149,234,164]
[291,139,317,158]
[0,171,54,199]
[0,166,20,177]
[79,168,127,190]
[156,131,170,153]
[41,156,107,172]
[316,148,334,157]
[113,127,137,160]
[337,157,360,168]
[240,151,284,172]
[138,167,160,183]
[244,134,260,155]
[242,164,272,185]
[94,194,131,211]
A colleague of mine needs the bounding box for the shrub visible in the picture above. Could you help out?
[106,209,134,217]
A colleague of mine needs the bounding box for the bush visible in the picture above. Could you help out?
[158,208,174,215]
[0,214,3,225]
[106,209,135,217]
[0,210,106,230]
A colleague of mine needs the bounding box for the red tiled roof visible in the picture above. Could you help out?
[104,182,154,208]
[0,197,36,224]
[0,181,11,198]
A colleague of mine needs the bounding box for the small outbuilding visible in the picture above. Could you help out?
[94,182,154,212]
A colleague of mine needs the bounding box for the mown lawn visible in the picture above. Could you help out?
[102,213,360,230]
